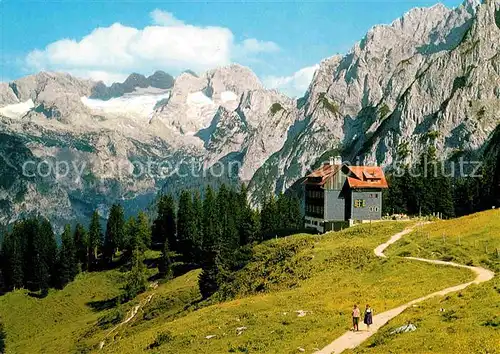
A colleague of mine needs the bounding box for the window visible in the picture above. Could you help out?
[354,199,366,208]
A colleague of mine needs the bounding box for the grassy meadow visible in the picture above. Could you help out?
[0,221,478,354]
[349,210,500,354]
[0,270,125,354]
[94,222,472,354]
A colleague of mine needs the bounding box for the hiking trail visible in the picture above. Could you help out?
[314,224,496,354]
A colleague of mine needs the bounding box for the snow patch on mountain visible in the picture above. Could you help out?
[0,99,35,118]
[81,89,170,121]
[221,91,238,102]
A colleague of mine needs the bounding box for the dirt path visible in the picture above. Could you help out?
[315,224,495,354]
[98,293,155,350]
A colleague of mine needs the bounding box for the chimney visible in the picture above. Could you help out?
[329,155,342,166]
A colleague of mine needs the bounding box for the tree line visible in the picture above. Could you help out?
[0,206,152,295]
[0,184,302,300]
[152,184,302,298]
[383,146,500,218]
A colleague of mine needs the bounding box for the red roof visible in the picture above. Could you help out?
[304,164,388,189]
[345,166,388,189]
[304,164,341,186]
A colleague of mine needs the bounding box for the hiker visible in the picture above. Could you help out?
[352,304,361,331]
[364,304,373,331]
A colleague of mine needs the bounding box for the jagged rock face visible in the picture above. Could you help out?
[151,64,264,135]
[90,71,175,100]
[248,0,500,203]
[1,0,499,227]
[0,64,295,228]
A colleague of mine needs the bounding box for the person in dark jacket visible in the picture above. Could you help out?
[364,304,373,330]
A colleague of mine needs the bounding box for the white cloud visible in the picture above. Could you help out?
[150,9,185,26]
[25,11,280,85]
[238,38,280,55]
[263,65,318,98]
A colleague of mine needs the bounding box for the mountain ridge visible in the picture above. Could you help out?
[0,0,499,227]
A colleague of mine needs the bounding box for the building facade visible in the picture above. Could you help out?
[304,158,388,233]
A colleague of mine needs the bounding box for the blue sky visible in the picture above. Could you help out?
[1,0,463,96]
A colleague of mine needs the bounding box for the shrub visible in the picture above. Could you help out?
[97,307,125,330]
[378,104,391,119]
[318,93,340,114]
[217,236,315,298]
[148,331,174,349]
[270,103,284,115]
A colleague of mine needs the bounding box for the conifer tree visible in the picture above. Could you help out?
[191,191,204,264]
[88,210,103,270]
[104,204,125,264]
[217,185,239,264]
[38,218,58,289]
[238,185,260,245]
[260,194,279,239]
[1,224,24,290]
[198,185,221,297]
[152,195,177,251]
[124,216,137,255]
[123,249,148,301]
[73,223,88,271]
[177,190,196,262]
[202,185,219,255]
[21,219,55,294]
[198,251,226,299]
[58,224,79,288]
[136,212,152,250]
[158,238,173,279]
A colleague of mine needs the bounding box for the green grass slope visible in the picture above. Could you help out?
[0,221,477,354]
[0,270,125,354]
[350,210,500,354]
[96,222,472,354]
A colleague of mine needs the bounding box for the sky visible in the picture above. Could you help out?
[1,0,463,97]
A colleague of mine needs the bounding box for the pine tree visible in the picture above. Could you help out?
[152,195,177,252]
[191,191,204,264]
[1,224,24,290]
[136,212,152,251]
[238,184,260,246]
[287,195,303,230]
[123,249,148,301]
[38,218,58,289]
[202,185,219,256]
[104,204,125,264]
[73,223,88,271]
[88,210,103,270]
[260,194,279,239]
[21,219,55,294]
[177,190,196,263]
[158,238,173,279]
[124,216,137,256]
[198,185,222,297]
[217,185,239,265]
[58,224,79,288]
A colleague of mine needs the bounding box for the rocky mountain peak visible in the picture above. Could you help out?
[90,71,175,100]
[205,64,263,95]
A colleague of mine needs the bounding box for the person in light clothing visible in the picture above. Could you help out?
[352,304,361,331]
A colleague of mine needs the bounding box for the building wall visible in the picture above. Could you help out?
[350,190,383,221]
[304,185,325,219]
[304,216,324,233]
[324,189,345,221]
